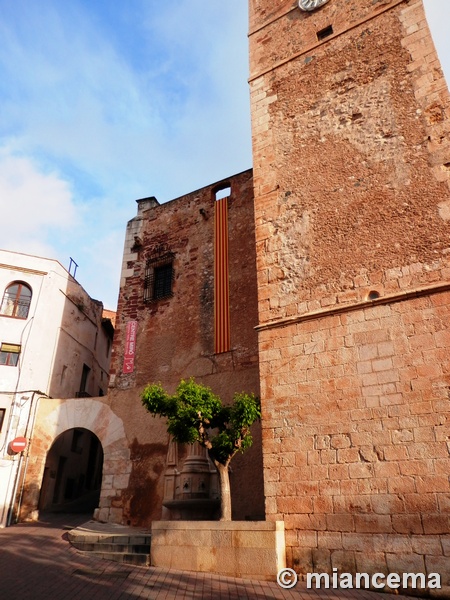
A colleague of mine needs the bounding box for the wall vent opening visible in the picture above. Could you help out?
[317,25,333,40]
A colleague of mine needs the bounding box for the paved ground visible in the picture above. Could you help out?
[0,513,412,600]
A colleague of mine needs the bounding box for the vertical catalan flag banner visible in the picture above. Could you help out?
[214,197,231,353]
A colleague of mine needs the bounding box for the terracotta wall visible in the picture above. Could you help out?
[249,0,450,585]
[258,289,450,579]
[107,169,265,526]
[250,0,450,322]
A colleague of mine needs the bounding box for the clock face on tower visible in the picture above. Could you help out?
[298,0,330,11]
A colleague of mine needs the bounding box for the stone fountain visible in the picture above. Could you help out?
[161,440,220,520]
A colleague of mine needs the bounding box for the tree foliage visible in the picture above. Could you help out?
[141,378,261,467]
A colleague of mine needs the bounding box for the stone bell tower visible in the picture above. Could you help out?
[249,0,450,589]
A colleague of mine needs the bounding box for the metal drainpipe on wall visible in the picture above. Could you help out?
[13,391,45,524]
[5,393,33,527]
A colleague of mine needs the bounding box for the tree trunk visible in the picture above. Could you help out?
[215,461,232,521]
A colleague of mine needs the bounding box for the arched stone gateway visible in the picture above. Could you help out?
[39,428,103,513]
[19,398,129,524]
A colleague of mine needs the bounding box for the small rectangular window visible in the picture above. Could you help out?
[215,185,231,201]
[77,364,91,397]
[317,25,333,40]
[0,408,5,432]
[0,343,21,366]
[144,258,174,302]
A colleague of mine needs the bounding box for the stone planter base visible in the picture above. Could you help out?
[151,520,285,580]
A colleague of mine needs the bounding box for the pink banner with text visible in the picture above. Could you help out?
[122,320,138,373]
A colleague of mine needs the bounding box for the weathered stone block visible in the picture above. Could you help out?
[151,521,286,580]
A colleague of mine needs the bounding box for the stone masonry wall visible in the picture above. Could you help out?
[249,0,450,589]
[250,0,450,324]
[107,169,265,526]
[259,289,450,587]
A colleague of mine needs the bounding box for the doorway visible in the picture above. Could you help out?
[38,428,103,513]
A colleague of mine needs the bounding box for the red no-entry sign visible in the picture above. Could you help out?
[10,437,27,453]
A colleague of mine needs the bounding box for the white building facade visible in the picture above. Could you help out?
[0,250,114,526]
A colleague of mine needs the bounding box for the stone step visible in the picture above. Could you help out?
[70,540,150,554]
[67,520,151,566]
[72,548,150,566]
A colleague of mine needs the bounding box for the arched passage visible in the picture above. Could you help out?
[19,398,130,524]
[39,428,103,513]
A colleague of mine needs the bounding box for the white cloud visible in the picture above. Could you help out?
[0,146,125,308]
[0,148,78,255]
[0,0,251,204]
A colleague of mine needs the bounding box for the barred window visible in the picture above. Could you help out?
[144,256,174,302]
[0,282,32,319]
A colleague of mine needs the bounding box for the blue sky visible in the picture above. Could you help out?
[0,1,448,310]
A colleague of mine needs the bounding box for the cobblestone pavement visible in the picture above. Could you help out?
[0,513,413,600]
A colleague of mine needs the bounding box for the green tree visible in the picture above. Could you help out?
[141,378,261,521]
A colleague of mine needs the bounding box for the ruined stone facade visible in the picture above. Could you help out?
[105,169,265,526]
[249,0,450,588]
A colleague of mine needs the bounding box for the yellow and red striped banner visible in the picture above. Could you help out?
[214,197,230,353]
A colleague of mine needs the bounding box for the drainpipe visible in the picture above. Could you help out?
[13,392,43,524]
[4,390,46,527]
[5,393,32,527]
[0,392,22,527]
